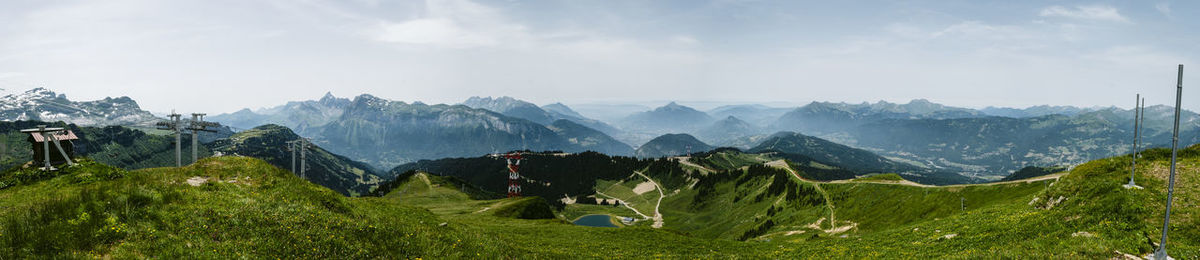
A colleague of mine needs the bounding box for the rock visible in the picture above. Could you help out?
[186,176,207,187]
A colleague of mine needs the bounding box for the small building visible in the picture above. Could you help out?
[25,129,78,166]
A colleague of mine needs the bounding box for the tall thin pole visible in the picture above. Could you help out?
[1138,99,1145,157]
[173,114,181,167]
[191,114,199,165]
[39,125,50,170]
[299,139,307,179]
[1155,64,1183,259]
[156,112,184,167]
[1128,94,1141,187]
[290,141,296,174]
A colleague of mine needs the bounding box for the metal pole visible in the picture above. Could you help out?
[1128,94,1141,186]
[174,114,181,167]
[191,114,199,165]
[47,134,74,166]
[290,142,296,174]
[300,139,307,179]
[1155,64,1183,259]
[39,125,50,170]
[1139,97,1145,150]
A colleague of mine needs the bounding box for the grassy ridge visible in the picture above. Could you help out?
[0,145,1196,258]
[0,157,506,258]
[768,146,1200,258]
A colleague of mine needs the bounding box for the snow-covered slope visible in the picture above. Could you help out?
[0,88,159,126]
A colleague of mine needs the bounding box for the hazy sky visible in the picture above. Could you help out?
[0,0,1197,114]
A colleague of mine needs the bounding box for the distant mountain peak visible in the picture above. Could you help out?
[654,102,699,113]
[9,87,60,100]
[317,92,350,107]
[463,96,537,109]
[541,102,585,119]
[635,133,714,158]
[353,93,382,102]
[621,102,714,133]
[350,94,390,108]
[908,98,933,105]
[0,87,157,126]
[713,116,752,127]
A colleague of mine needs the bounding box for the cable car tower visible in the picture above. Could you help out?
[155,112,183,167]
[504,152,523,198]
[186,113,221,165]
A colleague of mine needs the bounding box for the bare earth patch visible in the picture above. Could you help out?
[632,182,656,195]
[186,176,208,187]
[784,230,806,236]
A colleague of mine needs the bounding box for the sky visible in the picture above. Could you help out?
[0,0,1197,114]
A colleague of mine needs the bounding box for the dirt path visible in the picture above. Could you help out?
[943,173,1066,187]
[673,156,711,172]
[827,178,933,187]
[764,160,1065,188]
[595,191,652,220]
[632,171,666,228]
[766,160,836,229]
[417,173,433,188]
[764,159,1069,229]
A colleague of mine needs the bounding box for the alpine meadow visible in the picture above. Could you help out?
[0,0,1197,259]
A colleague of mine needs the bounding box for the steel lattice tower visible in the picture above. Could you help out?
[504,152,523,198]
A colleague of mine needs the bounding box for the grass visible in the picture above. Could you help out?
[852,173,906,182]
[692,151,770,170]
[0,145,1197,258]
[765,146,1200,258]
[594,179,659,216]
[0,157,507,258]
[821,180,1048,232]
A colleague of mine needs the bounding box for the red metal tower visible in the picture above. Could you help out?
[504,152,523,197]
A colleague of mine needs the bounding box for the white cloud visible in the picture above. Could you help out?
[1038,5,1130,23]
[1155,3,1173,19]
[372,18,499,48]
[932,21,1032,41]
[0,72,25,79]
[368,0,528,49]
[670,35,699,46]
[365,0,700,63]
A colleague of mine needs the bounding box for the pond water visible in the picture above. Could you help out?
[573,214,618,228]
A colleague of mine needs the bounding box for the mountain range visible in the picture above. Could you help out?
[0,88,158,127]
[203,93,1200,180]
[634,133,714,158]
[207,124,383,196]
[3,87,1195,183]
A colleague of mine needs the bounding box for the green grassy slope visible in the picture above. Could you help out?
[767,146,1199,258]
[0,144,1196,258]
[383,171,775,258]
[0,121,218,171]
[0,157,515,258]
[207,124,383,196]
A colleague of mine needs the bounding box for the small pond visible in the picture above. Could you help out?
[573,214,619,228]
